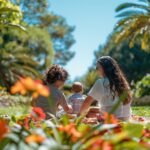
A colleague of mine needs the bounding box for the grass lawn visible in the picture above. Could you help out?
[0,105,31,117]
[132,106,150,117]
[0,105,150,117]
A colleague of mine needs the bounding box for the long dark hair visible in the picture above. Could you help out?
[97,56,132,104]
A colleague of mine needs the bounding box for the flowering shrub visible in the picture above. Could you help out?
[0,77,149,150]
[0,111,150,150]
[11,77,49,98]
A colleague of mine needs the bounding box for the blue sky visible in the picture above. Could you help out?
[50,0,135,80]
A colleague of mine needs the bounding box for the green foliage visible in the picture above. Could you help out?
[0,0,25,30]
[132,96,150,106]
[132,106,150,117]
[0,112,150,150]
[0,105,31,116]
[11,0,48,24]
[94,36,150,82]
[134,74,150,98]
[81,70,98,93]
[0,0,75,89]
[39,13,75,65]
[115,0,150,52]
[0,26,54,88]
[0,90,32,107]
[12,0,75,65]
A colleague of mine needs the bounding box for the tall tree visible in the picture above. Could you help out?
[11,0,47,24]
[40,14,75,65]
[0,27,54,89]
[114,0,150,52]
[12,0,75,65]
[94,34,150,82]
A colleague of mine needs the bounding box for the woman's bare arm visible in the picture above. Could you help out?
[79,95,94,115]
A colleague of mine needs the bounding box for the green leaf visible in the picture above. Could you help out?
[123,123,144,138]
[115,141,146,150]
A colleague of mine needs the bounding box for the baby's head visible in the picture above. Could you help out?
[71,82,83,94]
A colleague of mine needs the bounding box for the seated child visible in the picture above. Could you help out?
[68,82,86,114]
[32,65,72,119]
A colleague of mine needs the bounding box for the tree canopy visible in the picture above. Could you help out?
[11,0,76,65]
[114,0,150,52]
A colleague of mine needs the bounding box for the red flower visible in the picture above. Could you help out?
[140,141,150,148]
[31,107,46,120]
[102,141,113,150]
[0,120,8,141]
[142,129,150,138]
[24,117,30,129]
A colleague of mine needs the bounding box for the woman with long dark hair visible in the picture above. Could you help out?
[79,56,132,120]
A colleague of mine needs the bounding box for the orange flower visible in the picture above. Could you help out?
[58,123,82,142]
[11,77,50,98]
[32,92,39,99]
[0,120,8,141]
[11,81,26,95]
[25,134,45,143]
[36,84,49,97]
[21,77,36,91]
[31,107,46,120]
[102,112,118,124]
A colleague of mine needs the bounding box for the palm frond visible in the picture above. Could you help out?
[114,17,136,30]
[116,10,145,18]
[138,0,150,4]
[115,3,150,12]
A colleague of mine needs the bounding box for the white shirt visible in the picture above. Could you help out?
[88,78,131,118]
[68,93,85,114]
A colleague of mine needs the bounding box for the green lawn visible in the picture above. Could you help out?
[0,105,31,117]
[0,106,150,117]
[132,106,150,117]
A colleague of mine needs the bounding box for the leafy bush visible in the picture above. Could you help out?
[132,96,150,106]
[134,74,150,98]
[1,77,149,150]
[0,91,32,107]
[0,110,150,150]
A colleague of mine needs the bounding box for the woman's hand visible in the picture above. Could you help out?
[79,96,94,116]
[64,104,73,113]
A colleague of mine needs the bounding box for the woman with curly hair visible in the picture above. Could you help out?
[79,56,132,121]
[32,65,72,119]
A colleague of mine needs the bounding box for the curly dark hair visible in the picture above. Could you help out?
[44,64,69,84]
[97,56,132,104]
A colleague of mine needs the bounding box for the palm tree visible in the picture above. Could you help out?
[115,0,150,52]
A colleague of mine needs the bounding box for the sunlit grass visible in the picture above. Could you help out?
[0,105,150,117]
[132,106,150,117]
[0,105,31,116]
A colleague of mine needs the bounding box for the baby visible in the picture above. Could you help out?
[68,82,86,114]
